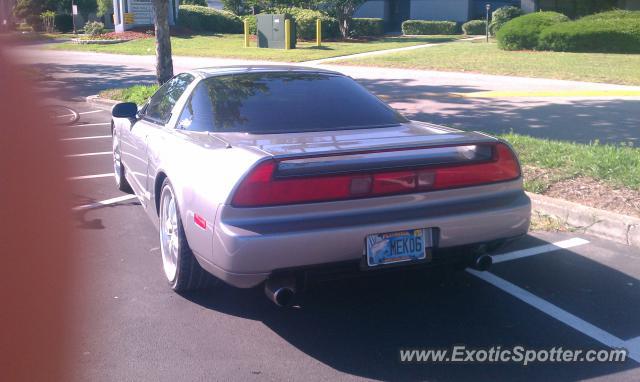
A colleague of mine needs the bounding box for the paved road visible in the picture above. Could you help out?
[15,45,640,380]
[15,46,640,145]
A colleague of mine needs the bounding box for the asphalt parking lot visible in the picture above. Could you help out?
[53,99,640,381]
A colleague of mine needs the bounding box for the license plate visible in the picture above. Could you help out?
[365,228,433,267]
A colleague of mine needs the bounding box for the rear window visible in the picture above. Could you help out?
[176,72,407,133]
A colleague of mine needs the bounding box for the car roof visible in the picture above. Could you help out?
[189,65,344,79]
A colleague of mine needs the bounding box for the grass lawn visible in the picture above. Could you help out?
[100,85,158,105]
[47,34,462,62]
[498,132,640,192]
[339,40,640,85]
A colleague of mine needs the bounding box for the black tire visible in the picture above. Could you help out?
[112,128,133,193]
[159,178,214,292]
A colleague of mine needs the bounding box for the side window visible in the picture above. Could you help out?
[176,82,215,132]
[144,73,194,124]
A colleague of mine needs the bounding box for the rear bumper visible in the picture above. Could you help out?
[198,185,531,288]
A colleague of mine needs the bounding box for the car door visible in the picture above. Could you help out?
[122,74,195,204]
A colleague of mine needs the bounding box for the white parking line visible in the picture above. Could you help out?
[68,173,113,180]
[70,123,110,127]
[79,110,107,115]
[73,194,138,211]
[467,269,638,362]
[65,151,111,158]
[492,238,590,264]
[60,135,111,141]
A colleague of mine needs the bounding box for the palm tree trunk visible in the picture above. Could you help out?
[152,0,174,85]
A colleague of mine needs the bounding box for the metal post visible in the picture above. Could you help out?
[243,19,250,48]
[485,3,491,43]
[316,19,322,47]
[285,19,291,50]
[72,1,77,34]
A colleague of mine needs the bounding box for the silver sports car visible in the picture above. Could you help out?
[111,66,530,306]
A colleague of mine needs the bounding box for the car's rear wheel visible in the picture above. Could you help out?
[112,131,132,193]
[159,179,212,292]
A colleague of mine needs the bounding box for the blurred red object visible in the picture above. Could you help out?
[0,42,73,381]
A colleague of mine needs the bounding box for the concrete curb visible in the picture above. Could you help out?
[86,94,118,111]
[528,192,640,249]
[86,94,640,249]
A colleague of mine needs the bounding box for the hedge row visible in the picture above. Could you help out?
[402,20,458,35]
[177,5,243,33]
[496,11,569,50]
[538,11,640,53]
[351,18,384,37]
[179,0,207,5]
[462,20,486,35]
[498,10,640,53]
[489,6,523,35]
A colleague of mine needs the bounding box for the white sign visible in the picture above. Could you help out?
[72,5,78,15]
[128,0,153,25]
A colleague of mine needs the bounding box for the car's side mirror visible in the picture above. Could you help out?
[112,102,138,119]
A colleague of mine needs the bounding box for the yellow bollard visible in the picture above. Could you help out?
[243,19,250,48]
[285,19,291,50]
[316,19,322,47]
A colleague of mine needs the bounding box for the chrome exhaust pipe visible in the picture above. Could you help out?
[265,278,296,307]
[472,254,493,271]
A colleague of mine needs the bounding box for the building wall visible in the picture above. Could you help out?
[354,0,387,18]
[410,0,471,22]
[621,0,640,10]
[520,0,536,12]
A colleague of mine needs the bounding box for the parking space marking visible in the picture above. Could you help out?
[467,269,639,362]
[70,123,110,127]
[492,238,590,264]
[79,110,107,115]
[68,173,113,180]
[72,194,138,211]
[60,135,111,141]
[65,151,111,158]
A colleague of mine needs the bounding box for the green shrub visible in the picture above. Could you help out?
[579,9,640,21]
[177,5,243,33]
[242,15,257,34]
[462,20,486,35]
[497,11,569,50]
[351,18,384,37]
[100,85,159,105]
[538,11,640,53]
[84,21,104,36]
[402,20,459,35]
[490,6,524,35]
[54,14,74,32]
[180,0,207,5]
[270,7,339,40]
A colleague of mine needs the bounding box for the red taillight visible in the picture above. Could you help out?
[231,143,520,207]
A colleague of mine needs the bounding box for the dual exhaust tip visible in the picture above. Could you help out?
[264,255,492,307]
[264,277,296,307]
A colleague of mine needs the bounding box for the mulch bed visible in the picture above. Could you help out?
[523,166,640,217]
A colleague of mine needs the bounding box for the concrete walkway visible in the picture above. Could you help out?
[303,36,484,65]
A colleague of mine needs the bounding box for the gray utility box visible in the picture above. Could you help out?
[256,14,296,49]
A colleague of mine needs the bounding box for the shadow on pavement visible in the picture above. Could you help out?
[181,235,639,381]
[27,63,156,102]
[359,78,640,145]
